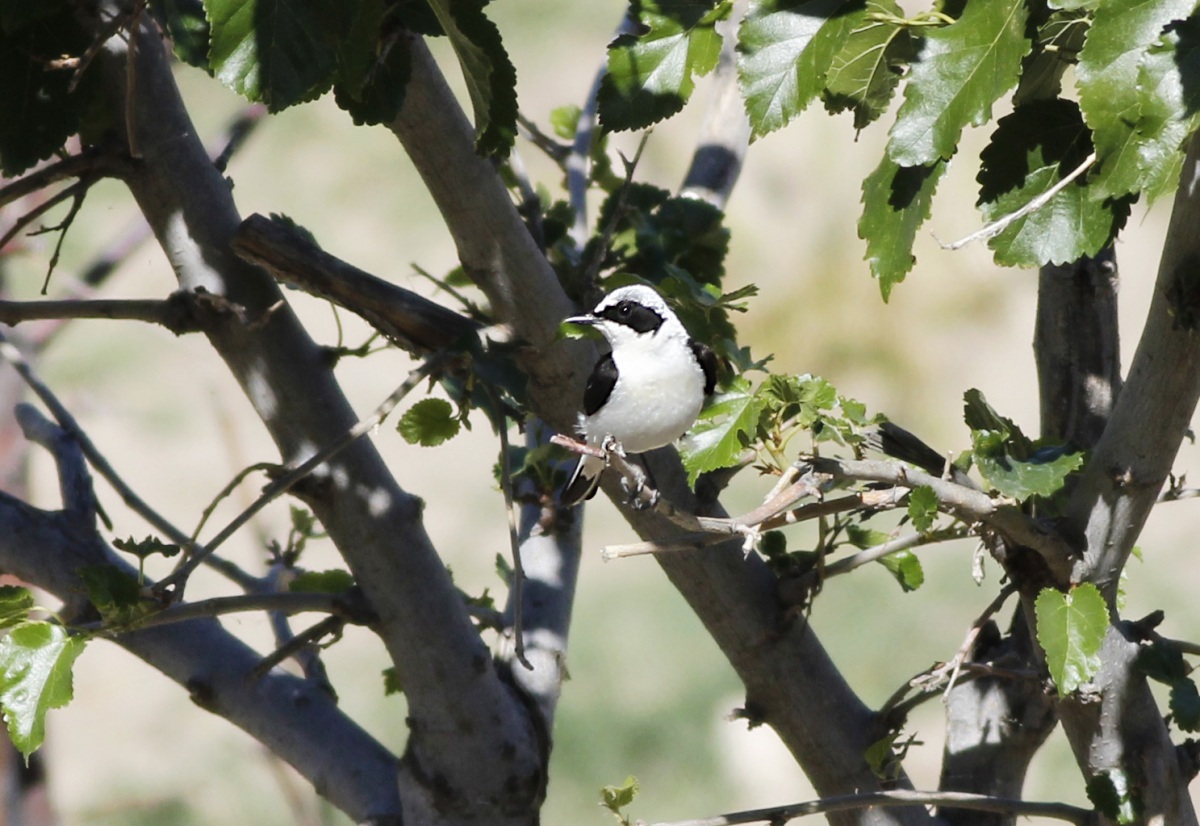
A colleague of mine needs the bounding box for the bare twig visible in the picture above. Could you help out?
[805,455,1075,580]
[0,295,202,334]
[0,150,128,210]
[647,788,1098,826]
[495,415,533,671]
[88,591,354,634]
[0,328,260,591]
[160,351,450,595]
[231,214,480,355]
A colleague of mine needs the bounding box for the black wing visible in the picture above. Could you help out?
[583,352,619,416]
[690,340,718,396]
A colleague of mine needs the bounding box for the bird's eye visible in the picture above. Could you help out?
[617,303,631,316]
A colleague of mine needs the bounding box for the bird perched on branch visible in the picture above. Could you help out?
[561,284,717,505]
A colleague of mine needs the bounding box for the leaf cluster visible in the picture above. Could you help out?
[597,0,1200,299]
[680,372,876,483]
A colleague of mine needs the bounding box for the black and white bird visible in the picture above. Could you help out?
[561,284,717,505]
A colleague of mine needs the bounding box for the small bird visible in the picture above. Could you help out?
[562,284,717,505]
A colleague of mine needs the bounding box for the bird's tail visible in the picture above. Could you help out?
[561,456,602,506]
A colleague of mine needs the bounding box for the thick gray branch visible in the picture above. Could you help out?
[0,412,400,820]
[1035,248,1121,450]
[230,214,479,354]
[90,13,542,819]
[1066,136,1200,595]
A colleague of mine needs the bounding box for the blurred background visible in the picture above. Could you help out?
[2,1,1198,823]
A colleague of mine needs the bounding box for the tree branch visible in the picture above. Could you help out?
[0,294,204,334]
[231,213,479,355]
[92,13,544,819]
[646,789,1098,826]
[0,409,401,820]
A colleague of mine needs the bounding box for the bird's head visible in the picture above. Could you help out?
[564,285,687,348]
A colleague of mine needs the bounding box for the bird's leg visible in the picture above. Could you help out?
[601,436,659,509]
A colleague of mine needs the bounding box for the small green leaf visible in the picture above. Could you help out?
[600,775,640,816]
[1086,770,1142,825]
[599,0,731,132]
[289,569,356,593]
[845,525,890,549]
[821,0,913,130]
[973,438,1084,500]
[382,666,404,696]
[962,388,1030,452]
[0,587,34,631]
[1170,677,1200,732]
[0,8,97,176]
[149,0,211,68]
[679,378,765,484]
[1035,583,1108,697]
[78,566,150,625]
[333,0,413,127]
[887,0,1031,165]
[112,535,182,560]
[0,622,86,760]
[737,0,853,139]
[398,398,461,447]
[1136,638,1189,684]
[907,485,938,532]
[877,549,924,592]
[859,155,948,299]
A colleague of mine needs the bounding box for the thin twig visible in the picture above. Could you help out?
[86,591,351,634]
[160,351,450,596]
[0,296,202,334]
[938,152,1097,251]
[251,615,345,680]
[646,788,1098,826]
[0,150,126,210]
[0,328,261,591]
[495,414,533,670]
[0,179,89,253]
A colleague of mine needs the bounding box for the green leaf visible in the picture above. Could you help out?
[1034,583,1108,697]
[424,0,517,155]
[1134,17,1200,203]
[821,0,913,130]
[205,0,354,110]
[1013,8,1089,106]
[907,485,938,532]
[382,666,403,696]
[600,775,640,816]
[0,588,34,632]
[737,0,853,140]
[398,398,461,446]
[877,549,924,592]
[112,535,182,560]
[1136,638,1190,683]
[0,9,96,176]
[859,155,948,299]
[977,99,1131,267]
[679,378,766,484]
[1076,0,1196,200]
[973,437,1084,500]
[149,0,211,68]
[289,569,355,593]
[332,0,413,127]
[1170,677,1200,732]
[1086,770,1142,825]
[888,0,1031,165]
[600,0,731,132]
[78,565,151,625]
[0,622,86,760]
